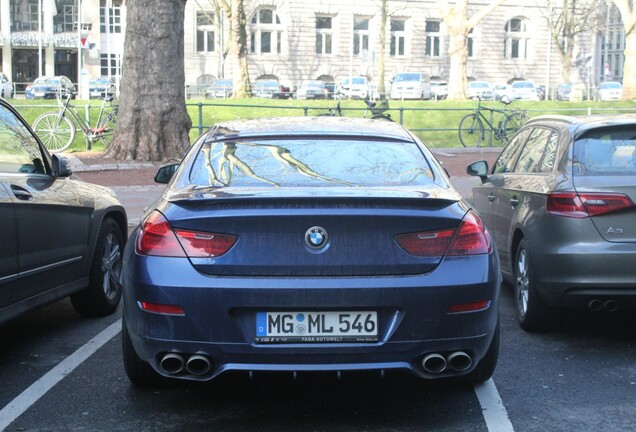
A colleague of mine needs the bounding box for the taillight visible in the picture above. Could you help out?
[394,211,491,257]
[547,192,634,218]
[446,211,492,256]
[136,211,237,257]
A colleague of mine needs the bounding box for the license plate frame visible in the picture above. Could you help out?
[255,311,378,343]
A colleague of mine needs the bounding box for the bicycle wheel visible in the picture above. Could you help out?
[502,111,528,142]
[97,111,117,147]
[458,114,484,147]
[33,112,76,153]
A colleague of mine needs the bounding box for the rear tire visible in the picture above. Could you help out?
[514,239,555,332]
[466,321,499,383]
[458,114,484,147]
[122,316,165,386]
[71,218,124,317]
[33,112,76,153]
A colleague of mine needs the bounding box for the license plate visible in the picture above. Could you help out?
[256,311,378,343]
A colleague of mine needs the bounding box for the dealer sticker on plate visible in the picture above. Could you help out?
[255,311,378,343]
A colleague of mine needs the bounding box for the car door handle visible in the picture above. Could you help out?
[509,197,519,207]
[10,185,33,201]
[488,194,496,203]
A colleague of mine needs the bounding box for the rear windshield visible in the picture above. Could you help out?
[573,128,636,176]
[189,139,434,188]
[395,73,422,82]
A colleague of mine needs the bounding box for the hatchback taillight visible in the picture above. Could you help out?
[136,211,237,258]
[547,192,634,218]
[394,211,491,257]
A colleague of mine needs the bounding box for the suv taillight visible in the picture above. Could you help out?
[394,211,492,257]
[547,192,634,218]
[136,211,237,257]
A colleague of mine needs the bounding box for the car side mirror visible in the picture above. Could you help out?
[467,160,489,181]
[51,154,73,177]
[155,163,179,184]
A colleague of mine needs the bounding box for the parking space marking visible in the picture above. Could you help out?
[0,320,121,431]
[474,379,515,432]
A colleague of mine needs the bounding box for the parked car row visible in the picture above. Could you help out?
[198,78,624,102]
[21,75,117,100]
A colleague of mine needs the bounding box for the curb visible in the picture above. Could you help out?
[64,154,162,173]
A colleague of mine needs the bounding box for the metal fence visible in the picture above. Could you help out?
[185,101,636,147]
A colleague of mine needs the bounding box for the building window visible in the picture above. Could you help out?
[100,0,123,34]
[467,28,474,58]
[425,20,441,57]
[100,53,121,77]
[390,19,406,56]
[52,1,76,33]
[504,18,529,60]
[250,7,283,54]
[316,16,333,55]
[353,16,370,56]
[10,0,40,32]
[196,11,215,53]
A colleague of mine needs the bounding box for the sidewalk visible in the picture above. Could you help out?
[67,147,502,227]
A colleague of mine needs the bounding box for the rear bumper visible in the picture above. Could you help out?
[532,242,636,308]
[122,248,500,381]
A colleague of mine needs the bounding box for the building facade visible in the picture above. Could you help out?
[0,0,124,96]
[0,0,625,98]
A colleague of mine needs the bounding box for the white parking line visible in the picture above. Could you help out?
[0,320,121,432]
[474,379,515,432]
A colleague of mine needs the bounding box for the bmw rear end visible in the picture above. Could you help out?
[122,117,500,384]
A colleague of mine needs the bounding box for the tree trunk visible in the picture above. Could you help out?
[439,0,506,100]
[377,0,388,97]
[613,0,636,100]
[106,0,191,161]
[220,0,251,98]
[444,2,468,100]
[622,31,636,100]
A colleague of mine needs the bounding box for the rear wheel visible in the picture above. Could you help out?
[71,218,124,317]
[466,321,499,383]
[514,239,555,332]
[33,112,76,152]
[458,114,484,147]
[122,316,164,387]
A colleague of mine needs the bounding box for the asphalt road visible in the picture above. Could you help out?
[1,286,635,431]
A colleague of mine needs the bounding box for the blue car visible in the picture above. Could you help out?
[122,116,501,386]
[24,75,76,99]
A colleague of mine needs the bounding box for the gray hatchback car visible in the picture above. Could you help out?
[468,115,636,331]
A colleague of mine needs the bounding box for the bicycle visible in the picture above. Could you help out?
[318,100,343,116]
[458,96,527,147]
[363,98,392,120]
[33,92,118,153]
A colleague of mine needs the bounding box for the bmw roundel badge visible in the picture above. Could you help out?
[305,226,328,249]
